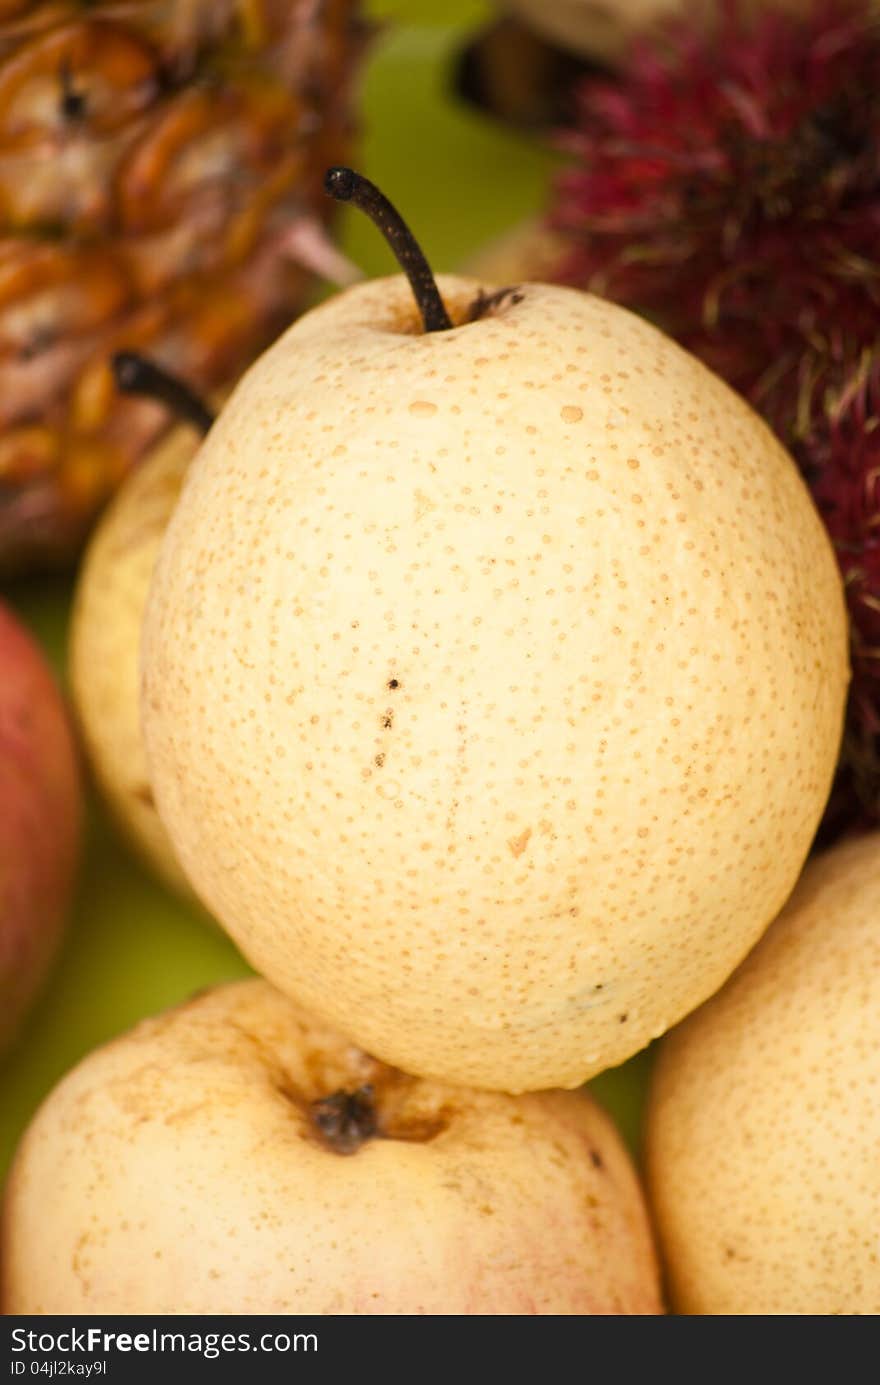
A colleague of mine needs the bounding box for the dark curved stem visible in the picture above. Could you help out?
[324,166,453,333]
[112,352,215,436]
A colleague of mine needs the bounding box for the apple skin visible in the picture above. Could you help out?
[0,600,82,1052]
[1,978,663,1315]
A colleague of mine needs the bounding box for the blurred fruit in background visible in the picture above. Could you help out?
[68,397,209,901]
[455,0,820,130]
[455,0,704,129]
[0,0,367,577]
[455,6,595,130]
[0,599,82,1053]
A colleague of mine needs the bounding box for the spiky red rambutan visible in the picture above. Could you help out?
[548,0,880,838]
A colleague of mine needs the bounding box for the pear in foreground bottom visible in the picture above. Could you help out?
[1,979,663,1314]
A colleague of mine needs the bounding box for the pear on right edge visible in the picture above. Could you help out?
[645,831,880,1315]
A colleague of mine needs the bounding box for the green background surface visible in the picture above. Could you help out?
[0,0,652,1181]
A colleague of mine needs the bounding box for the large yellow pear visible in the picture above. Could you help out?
[645,831,880,1314]
[141,274,848,1092]
[1,979,663,1314]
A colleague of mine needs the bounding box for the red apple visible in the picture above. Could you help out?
[0,600,82,1051]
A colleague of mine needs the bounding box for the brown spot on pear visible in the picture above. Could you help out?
[508,826,532,858]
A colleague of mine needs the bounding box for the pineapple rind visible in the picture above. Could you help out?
[0,0,364,573]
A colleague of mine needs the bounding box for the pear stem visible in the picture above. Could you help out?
[310,1085,378,1155]
[324,167,453,333]
[112,352,215,436]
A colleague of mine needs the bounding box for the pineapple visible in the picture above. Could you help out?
[0,0,365,575]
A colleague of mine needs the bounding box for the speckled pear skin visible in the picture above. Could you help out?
[141,274,849,1092]
[1,979,664,1315]
[645,831,880,1315]
[70,426,197,898]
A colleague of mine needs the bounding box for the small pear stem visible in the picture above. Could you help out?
[310,1085,378,1155]
[112,352,215,436]
[324,166,453,333]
